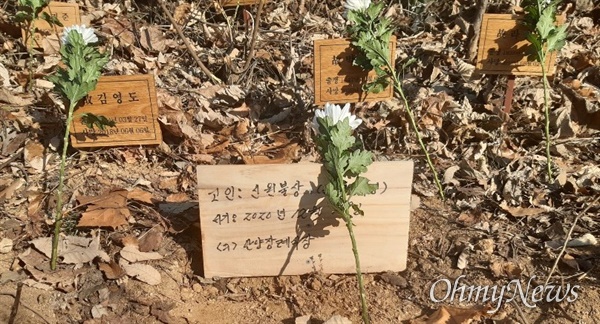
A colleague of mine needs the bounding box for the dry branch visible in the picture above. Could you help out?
[156,0,222,85]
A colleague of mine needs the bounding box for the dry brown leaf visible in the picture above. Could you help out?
[102,17,135,47]
[166,193,189,202]
[139,26,168,52]
[190,153,215,164]
[98,260,126,279]
[0,238,13,254]
[30,235,109,265]
[456,246,470,270]
[138,228,164,252]
[0,178,25,202]
[0,62,10,87]
[490,260,522,279]
[173,3,192,25]
[121,235,139,247]
[127,188,155,204]
[24,140,48,174]
[0,88,34,106]
[76,189,132,229]
[120,245,163,262]
[122,262,161,285]
[77,208,130,229]
[499,201,545,217]
[78,189,128,210]
[561,254,579,270]
[2,133,27,156]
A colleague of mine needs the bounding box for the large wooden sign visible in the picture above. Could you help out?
[476,14,563,76]
[70,75,162,148]
[197,161,413,278]
[21,2,81,49]
[314,38,396,105]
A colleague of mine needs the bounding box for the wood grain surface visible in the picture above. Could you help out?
[476,14,564,76]
[198,161,413,277]
[69,75,162,148]
[314,38,396,105]
[21,1,80,49]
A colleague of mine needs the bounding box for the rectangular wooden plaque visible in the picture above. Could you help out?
[198,161,413,278]
[476,14,563,76]
[314,38,396,105]
[69,75,162,148]
[21,2,81,49]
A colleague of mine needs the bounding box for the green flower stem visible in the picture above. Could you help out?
[539,50,553,179]
[341,212,369,324]
[328,134,370,324]
[383,57,445,200]
[50,100,76,270]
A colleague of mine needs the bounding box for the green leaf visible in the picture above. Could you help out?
[80,113,116,130]
[15,11,32,22]
[329,121,355,152]
[39,11,63,27]
[30,0,48,9]
[324,182,341,208]
[348,176,378,197]
[536,6,555,40]
[547,24,567,52]
[346,149,373,176]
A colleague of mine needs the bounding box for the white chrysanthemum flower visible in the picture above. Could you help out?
[61,25,98,45]
[344,0,371,12]
[313,103,363,132]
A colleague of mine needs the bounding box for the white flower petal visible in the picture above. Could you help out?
[313,102,362,133]
[344,0,370,11]
[61,25,98,46]
[348,116,363,130]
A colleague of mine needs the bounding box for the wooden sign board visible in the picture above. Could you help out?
[220,0,262,6]
[69,75,162,148]
[314,38,396,105]
[21,2,81,49]
[476,14,564,76]
[197,161,413,278]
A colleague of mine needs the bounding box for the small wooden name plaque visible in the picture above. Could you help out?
[476,14,564,76]
[70,75,162,148]
[21,1,81,49]
[197,161,413,278]
[313,38,396,105]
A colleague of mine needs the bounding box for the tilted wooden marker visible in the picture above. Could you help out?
[197,161,413,277]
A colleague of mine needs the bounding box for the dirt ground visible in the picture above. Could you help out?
[1,0,600,323]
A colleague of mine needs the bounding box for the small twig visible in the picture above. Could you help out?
[0,148,24,170]
[242,0,264,72]
[156,0,222,85]
[1,290,51,324]
[543,195,600,288]
[8,282,23,324]
[228,0,265,80]
[511,299,531,324]
[467,0,488,63]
